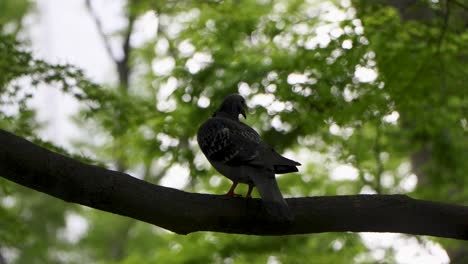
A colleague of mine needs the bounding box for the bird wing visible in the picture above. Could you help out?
[197,117,262,165]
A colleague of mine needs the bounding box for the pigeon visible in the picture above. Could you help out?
[197,94,301,221]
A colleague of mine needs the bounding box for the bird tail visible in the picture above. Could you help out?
[269,148,301,174]
[274,164,298,174]
[248,167,293,222]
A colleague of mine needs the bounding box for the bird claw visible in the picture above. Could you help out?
[225,192,242,198]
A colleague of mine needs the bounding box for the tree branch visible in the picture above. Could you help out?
[1,129,467,240]
[379,0,437,21]
[85,0,117,63]
[452,0,468,11]
[116,12,135,90]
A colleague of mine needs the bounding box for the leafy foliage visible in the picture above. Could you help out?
[0,0,467,263]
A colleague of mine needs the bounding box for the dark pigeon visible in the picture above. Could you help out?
[197,94,301,221]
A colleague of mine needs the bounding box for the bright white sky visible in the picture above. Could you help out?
[24,0,449,263]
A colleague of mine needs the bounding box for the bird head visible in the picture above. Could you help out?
[213,94,247,120]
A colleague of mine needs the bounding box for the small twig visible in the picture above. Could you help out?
[121,15,135,66]
[157,26,178,58]
[437,0,451,92]
[373,124,384,194]
[116,13,136,90]
[85,0,117,63]
[437,0,451,55]
[353,128,374,188]
[452,0,468,10]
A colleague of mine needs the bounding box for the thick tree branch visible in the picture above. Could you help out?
[0,129,467,239]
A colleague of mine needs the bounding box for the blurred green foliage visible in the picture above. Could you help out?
[0,0,467,263]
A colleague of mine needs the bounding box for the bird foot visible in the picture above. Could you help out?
[225,191,242,198]
[246,184,254,199]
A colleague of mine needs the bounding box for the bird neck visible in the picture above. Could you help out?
[213,111,239,121]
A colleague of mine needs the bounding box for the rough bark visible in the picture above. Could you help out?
[0,129,467,239]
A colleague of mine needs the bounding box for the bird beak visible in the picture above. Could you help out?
[241,101,247,119]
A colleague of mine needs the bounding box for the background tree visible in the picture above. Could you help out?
[0,0,466,263]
